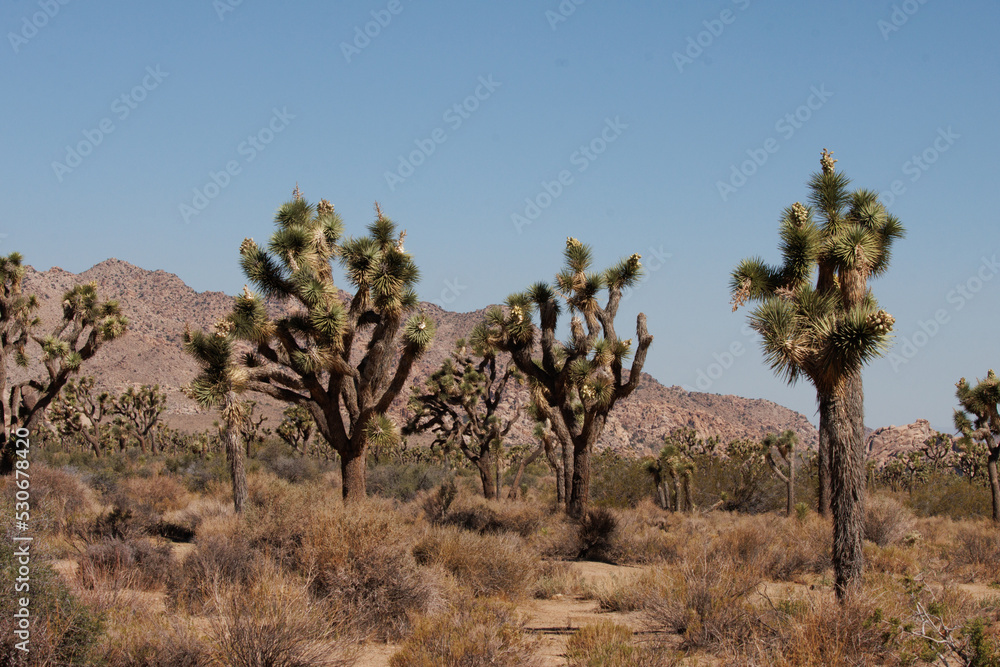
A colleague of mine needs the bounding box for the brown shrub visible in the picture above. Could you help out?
[566,620,679,667]
[0,463,98,536]
[77,537,173,590]
[211,565,356,667]
[167,527,260,613]
[441,495,543,537]
[389,597,539,667]
[864,494,916,547]
[413,526,539,599]
[645,548,763,649]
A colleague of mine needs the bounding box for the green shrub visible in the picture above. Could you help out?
[368,462,449,501]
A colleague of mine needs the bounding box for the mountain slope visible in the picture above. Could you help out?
[19,259,820,454]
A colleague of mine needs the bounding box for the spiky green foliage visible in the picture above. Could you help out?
[230,194,435,500]
[183,318,250,513]
[0,266,128,474]
[404,334,527,500]
[276,404,315,455]
[954,370,1000,522]
[479,237,654,516]
[730,149,905,600]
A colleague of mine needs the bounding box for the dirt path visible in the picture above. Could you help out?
[354,560,644,667]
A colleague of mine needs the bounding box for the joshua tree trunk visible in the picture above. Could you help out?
[507,442,544,501]
[476,453,499,500]
[817,418,832,517]
[340,446,367,502]
[986,434,1000,523]
[787,453,795,516]
[824,370,866,600]
[561,439,574,512]
[221,393,247,515]
[544,444,565,505]
[569,437,591,518]
[682,471,694,513]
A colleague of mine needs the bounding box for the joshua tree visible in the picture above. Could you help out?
[479,238,653,517]
[921,431,955,472]
[113,384,167,453]
[276,404,314,456]
[49,376,113,457]
[954,370,1000,522]
[405,334,522,500]
[730,149,904,599]
[183,319,249,514]
[229,194,435,501]
[0,256,129,474]
[238,400,270,457]
[763,429,799,515]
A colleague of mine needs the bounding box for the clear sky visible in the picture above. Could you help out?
[2,1,997,432]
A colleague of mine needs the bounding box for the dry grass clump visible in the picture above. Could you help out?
[711,513,831,581]
[532,560,586,599]
[864,493,916,547]
[89,603,212,667]
[439,494,544,537]
[645,547,763,649]
[0,463,100,537]
[413,525,539,599]
[305,514,441,641]
[167,524,260,613]
[76,537,173,590]
[388,597,539,667]
[949,522,1000,581]
[566,620,679,667]
[589,568,665,612]
[211,564,356,667]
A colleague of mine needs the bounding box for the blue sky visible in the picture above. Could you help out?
[2,0,997,432]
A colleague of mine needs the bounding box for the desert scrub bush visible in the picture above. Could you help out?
[566,620,678,667]
[211,564,356,667]
[590,506,683,565]
[590,449,658,508]
[368,461,450,501]
[949,522,1000,580]
[864,493,916,547]
[0,535,103,666]
[89,601,212,667]
[298,500,439,640]
[440,494,543,537]
[645,547,762,649]
[413,525,539,599]
[577,507,619,562]
[590,568,666,612]
[532,560,585,599]
[76,537,173,590]
[0,463,98,536]
[389,597,539,667]
[158,496,231,543]
[167,526,260,613]
[903,471,993,519]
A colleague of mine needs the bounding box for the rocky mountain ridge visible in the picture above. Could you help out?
[9,257,915,457]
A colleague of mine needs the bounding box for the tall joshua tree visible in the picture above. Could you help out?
[954,370,1000,522]
[404,332,523,500]
[763,429,799,516]
[481,238,653,517]
[730,149,904,599]
[183,319,249,514]
[230,194,435,501]
[0,254,128,474]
